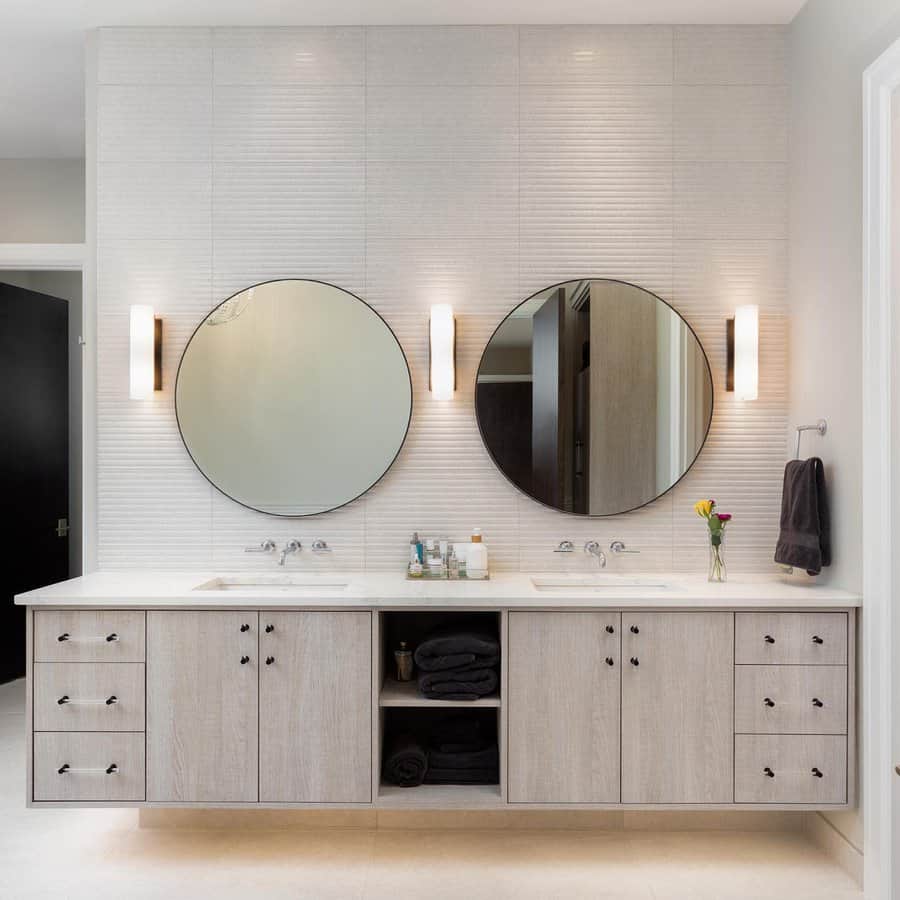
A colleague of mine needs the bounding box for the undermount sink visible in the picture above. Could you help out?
[530,574,675,592]
[194,575,349,593]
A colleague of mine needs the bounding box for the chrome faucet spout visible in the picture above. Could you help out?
[584,541,607,569]
[279,539,302,566]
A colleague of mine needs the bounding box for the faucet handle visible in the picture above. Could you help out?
[610,540,640,554]
[311,539,332,553]
[555,540,575,553]
[245,539,276,554]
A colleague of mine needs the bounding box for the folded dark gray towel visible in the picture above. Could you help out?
[424,767,499,785]
[429,715,488,753]
[774,457,831,576]
[418,667,498,701]
[382,733,427,787]
[414,629,500,673]
[429,744,498,771]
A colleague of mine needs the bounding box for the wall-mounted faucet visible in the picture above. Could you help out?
[279,539,302,566]
[610,540,640,555]
[584,541,607,569]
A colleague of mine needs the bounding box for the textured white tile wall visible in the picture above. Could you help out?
[94,25,789,574]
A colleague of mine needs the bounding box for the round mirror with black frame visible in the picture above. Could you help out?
[175,279,412,517]
[475,279,713,516]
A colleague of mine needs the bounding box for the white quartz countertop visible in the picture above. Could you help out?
[15,570,861,608]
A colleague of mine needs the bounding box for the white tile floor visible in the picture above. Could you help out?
[0,679,861,900]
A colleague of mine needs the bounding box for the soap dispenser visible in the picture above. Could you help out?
[467,528,489,580]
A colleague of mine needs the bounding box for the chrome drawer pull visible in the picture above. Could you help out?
[56,633,119,644]
[56,695,118,706]
[57,763,118,775]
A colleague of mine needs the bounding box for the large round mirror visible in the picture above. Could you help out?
[176,279,412,516]
[476,279,713,516]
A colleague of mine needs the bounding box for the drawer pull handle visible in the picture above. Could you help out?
[630,625,640,634]
[812,635,824,644]
[763,767,775,778]
[240,656,250,665]
[57,633,119,644]
[763,697,775,707]
[630,657,639,666]
[57,763,118,775]
[812,767,824,778]
[106,633,119,642]
[764,635,775,644]
[265,624,274,633]
[812,698,824,708]
[266,656,275,666]
[57,633,70,642]
[605,625,615,634]
[56,695,118,706]
[605,656,614,666]
[240,623,250,632]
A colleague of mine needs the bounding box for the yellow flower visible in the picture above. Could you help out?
[694,499,714,519]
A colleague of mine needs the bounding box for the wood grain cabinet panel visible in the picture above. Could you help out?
[146,611,258,803]
[508,611,621,803]
[34,610,145,662]
[621,612,734,803]
[735,613,847,665]
[34,663,145,732]
[734,665,847,735]
[259,611,371,803]
[33,732,145,802]
[735,734,847,804]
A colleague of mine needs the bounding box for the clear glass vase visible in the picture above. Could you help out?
[708,532,727,583]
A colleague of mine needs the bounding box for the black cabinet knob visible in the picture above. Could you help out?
[630,625,639,634]
[265,624,274,633]
[105,633,118,642]
[240,655,250,665]
[57,633,70,642]
[266,656,275,666]
[812,698,824,708]
[764,767,775,778]
[605,656,614,666]
[764,635,775,644]
[240,623,250,632]
[812,767,823,778]
[630,656,639,666]
[812,635,823,644]
[763,697,775,707]
[105,695,118,705]
[606,625,615,634]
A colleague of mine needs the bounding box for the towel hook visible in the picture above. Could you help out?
[794,419,827,459]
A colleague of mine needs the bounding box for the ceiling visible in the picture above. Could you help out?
[0,0,808,158]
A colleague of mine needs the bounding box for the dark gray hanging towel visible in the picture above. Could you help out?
[774,457,831,576]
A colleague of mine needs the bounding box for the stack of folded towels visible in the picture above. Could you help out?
[413,627,500,701]
[382,716,499,787]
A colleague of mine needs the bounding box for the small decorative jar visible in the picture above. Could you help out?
[394,642,414,682]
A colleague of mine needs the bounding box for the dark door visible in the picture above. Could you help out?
[0,283,69,682]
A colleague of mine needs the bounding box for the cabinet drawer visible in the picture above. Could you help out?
[34,611,145,663]
[735,735,846,804]
[735,613,847,665]
[34,663,145,732]
[33,732,145,802]
[735,666,847,735]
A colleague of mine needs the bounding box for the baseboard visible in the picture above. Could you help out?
[139,807,806,833]
[804,812,864,888]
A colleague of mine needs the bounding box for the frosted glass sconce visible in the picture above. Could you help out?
[429,304,456,400]
[129,305,162,400]
[726,305,758,401]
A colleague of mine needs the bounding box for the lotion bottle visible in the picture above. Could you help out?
[467,528,489,579]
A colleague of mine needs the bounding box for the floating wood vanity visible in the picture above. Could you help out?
[16,573,859,812]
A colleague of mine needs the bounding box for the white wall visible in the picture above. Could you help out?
[789,0,900,859]
[0,159,85,243]
[0,270,83,577]
[91,25,790,573]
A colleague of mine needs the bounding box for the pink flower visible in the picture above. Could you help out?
[715,513,732,522]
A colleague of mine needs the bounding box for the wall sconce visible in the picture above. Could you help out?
[429,304,456,400]
[129,305,162,400]
[726,305,759,401]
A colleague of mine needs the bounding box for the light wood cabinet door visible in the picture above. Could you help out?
[508,611,621,803]
[622,612,733,803]
[259,611,371,803]
[146,611,258,802]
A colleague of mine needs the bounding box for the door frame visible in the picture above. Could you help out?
[862,36,900,900]
[0,242,88,576]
